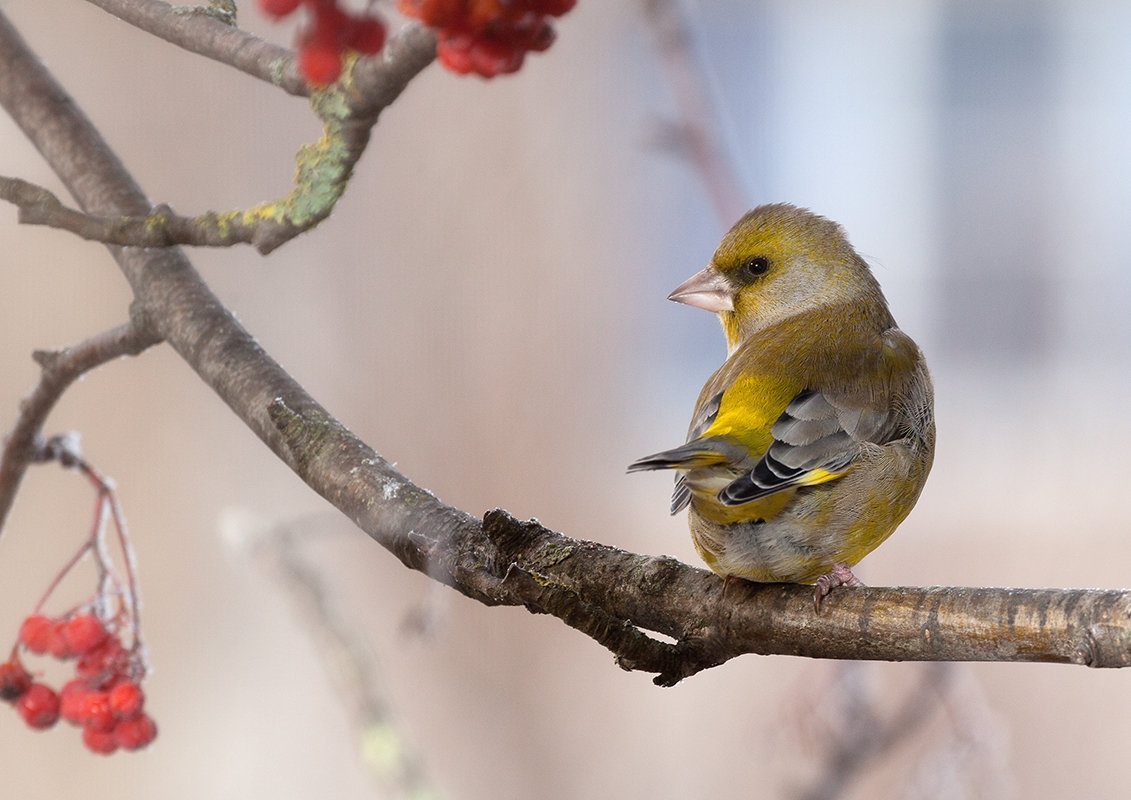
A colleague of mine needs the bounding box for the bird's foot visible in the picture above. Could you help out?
[721,573,742,601]
[813,563,864,612]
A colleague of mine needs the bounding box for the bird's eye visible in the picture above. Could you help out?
[740,256,770,279]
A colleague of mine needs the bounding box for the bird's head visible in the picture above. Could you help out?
[668,204,885,351]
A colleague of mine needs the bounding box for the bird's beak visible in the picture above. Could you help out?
[667,266,734,313]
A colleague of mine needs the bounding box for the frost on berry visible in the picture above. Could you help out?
[76,637,131,689]
[0,660,32,703]
[16,684,60,730]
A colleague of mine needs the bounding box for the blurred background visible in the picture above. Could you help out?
[1,0,1129,797]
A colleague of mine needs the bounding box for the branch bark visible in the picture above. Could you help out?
[1,8,1129,686]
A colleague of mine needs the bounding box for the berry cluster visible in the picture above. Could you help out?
[1,613,155,754]
[257,0,387,85]
[398,0,577,78]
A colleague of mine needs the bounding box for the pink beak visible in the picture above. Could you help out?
[667,266,734,313]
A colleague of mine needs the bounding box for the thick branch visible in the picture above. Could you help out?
[1,9,1129,685]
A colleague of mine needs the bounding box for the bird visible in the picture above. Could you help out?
[628,203,934,609]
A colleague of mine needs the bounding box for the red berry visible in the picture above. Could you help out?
[346,17,387,55]
[63,614,110,656]
[469,36,524,77]
[310,0,350,39]
[80,690,116,732]
[109,681,145,718]
[257,0,304,17]
[298,43,343,85]
[45,619,73,659]
[436,28,475,74]
[60,679,91,725]
[398,0,464,27]
[19,614,54,654]
[512,18,555,51]
[466,0,505,29]
[0,660,32,702]
[16,683,60,730]
[83,725,119,755]
[532,0,576,15]
[114,713,158,750]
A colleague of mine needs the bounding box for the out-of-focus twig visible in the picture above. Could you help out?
[642,0,750,224]
[233,515,440,800]
[795,663,952,800]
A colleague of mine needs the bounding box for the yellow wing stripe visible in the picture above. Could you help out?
[795,467,850,487]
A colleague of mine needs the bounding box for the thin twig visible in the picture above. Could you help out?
[0,19,436,254]
[796,663,952,800]
[0,323,159,538]
[641,0,750,224]
[86,0,310,96]
[237,517,439,799]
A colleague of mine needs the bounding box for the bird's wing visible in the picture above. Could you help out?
[716,388,867,505]
[717,327,922,506]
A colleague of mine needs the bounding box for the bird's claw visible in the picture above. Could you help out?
[813,563,864,612]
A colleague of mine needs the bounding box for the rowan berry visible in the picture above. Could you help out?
[76,637,129,688]
[18,614,54,654]
[60,679,91,725]
[346,17,387,55]
[0,660,32,702]
[108,681,145,718]
[16,683,60,730]
[83,725,119,755]
[114,713,158,750]
[63,614,110,656]
[81,691,117,732]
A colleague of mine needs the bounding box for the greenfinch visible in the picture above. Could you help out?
[629,204,935,606]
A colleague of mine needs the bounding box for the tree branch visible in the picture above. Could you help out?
[0,322,160,537]
[87,0,310,96]
[1,7,1129,686]
[0,11,436,253]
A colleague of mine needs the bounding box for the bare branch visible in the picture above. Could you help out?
[0,323,160,537]
[86,0,310,96]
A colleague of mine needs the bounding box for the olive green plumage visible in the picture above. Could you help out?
[630,204,934,588]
